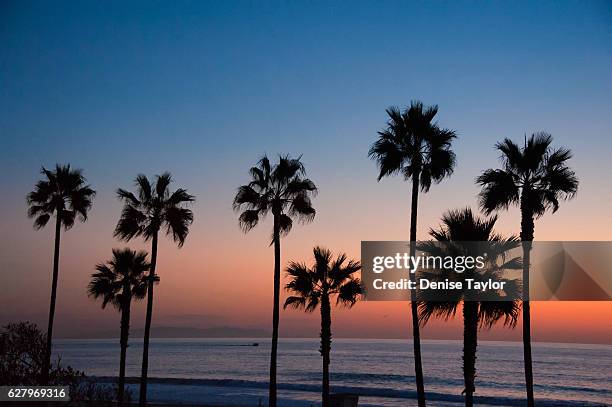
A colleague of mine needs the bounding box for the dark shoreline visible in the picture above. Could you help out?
[88,376,607,407]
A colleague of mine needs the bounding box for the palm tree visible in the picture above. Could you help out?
[88,248,151,407]
[284,247,362,407]
[476,133,578,406]
[26,164,95,384]
[368,101,456,406]
[418,208,521,406]
[233,155,317,407]
[115,173,194,407]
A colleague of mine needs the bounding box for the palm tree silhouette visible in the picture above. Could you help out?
[88,248,152,407]
[368,101,456,406]
[26,164,95,384]
[476,133,578,406]
[233,155,316,407]
[115,173,194,407]
[418,208,521,406]
[284,247,362,407]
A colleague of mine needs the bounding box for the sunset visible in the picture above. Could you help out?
[1,1,611,406]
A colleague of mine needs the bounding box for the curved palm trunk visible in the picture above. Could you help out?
[269,214,281,407]
[42,214,62,384]
[462,302,478,407]
[139,232,158,407]
[409,175,426,407]
[520,198,535,407]
[320,289,332,407]
[118,286,132,407]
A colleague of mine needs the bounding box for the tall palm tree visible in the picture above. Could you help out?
[115,173,194,407]
[418,208,521,406]
[477,133,578,406]
[26,164,95,384]
[284,247,362,407]
[233,155,317,407]
[88,248,151,407]
[368,101,456,406]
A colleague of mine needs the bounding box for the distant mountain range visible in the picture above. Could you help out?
[132,326,269,338]
[75,325,269,339]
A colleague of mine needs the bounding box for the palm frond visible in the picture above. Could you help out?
[135,174,152,203]
[164,206,194,247]
[278,214,293,236]
[476,169,520,214]
[418,301,458,326]
[88,248,150,311]
[238,209,260,232]
[117,173,194,246]
[235,155,316,237]
[285,248,361,313]
[155,173,173,199]
[283,296,307,310]
[114,204,145,241]
[336,279,363,307]
[27,164,95,230]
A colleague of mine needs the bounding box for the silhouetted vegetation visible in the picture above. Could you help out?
[88,248,151,406]
[284,247,362,407]
[477,133,578,406]
[233,155,317,407]
[0,322,122,406]
[26,164,95,384]
[369,101,456,406]
[418,208,521,406]
[115,173,194,407]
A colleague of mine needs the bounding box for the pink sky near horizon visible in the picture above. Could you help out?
[1,160,611,345]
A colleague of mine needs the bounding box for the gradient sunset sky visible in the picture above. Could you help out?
[1,1,611,343]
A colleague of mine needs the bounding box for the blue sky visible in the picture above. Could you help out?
[2,1,610,186]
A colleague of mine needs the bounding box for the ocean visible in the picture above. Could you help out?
[53,338,611,406]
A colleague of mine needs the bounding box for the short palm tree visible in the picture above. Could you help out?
[418,208,521,406]
[284,247,362,407]
[88,248,151,407]
[26,164,95,384]
[369,101,456,406]
[233,155,316,407]
[476,133,578,406]
[115,173,194,407]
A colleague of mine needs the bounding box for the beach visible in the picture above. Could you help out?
[54,338,611,406]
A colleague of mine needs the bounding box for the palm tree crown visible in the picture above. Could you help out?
[476,132,578,219]
[88,248,151,310]
[115,173,195,245]
[284,247,362,312]
[417,208,522,327]
[27,164,96,230]
[368,101,456,189]
[233,155,317,235]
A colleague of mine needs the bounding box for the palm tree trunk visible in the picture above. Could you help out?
[42,214,62,385]
[139,232,158,407]
[320,290,332,407]
[520,200,535,407]
[119,286,131,407]
[269,214,281,407]
[462,302,478,407]
[409,174,426,407]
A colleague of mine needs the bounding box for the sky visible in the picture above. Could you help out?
[1,0,611,344]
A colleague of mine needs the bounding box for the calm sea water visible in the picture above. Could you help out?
[54,338,611,406]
